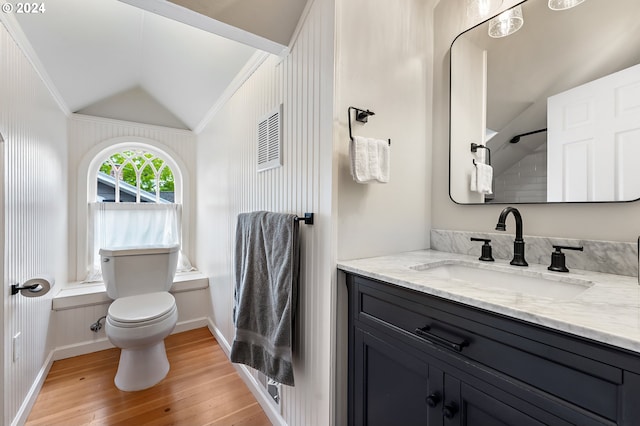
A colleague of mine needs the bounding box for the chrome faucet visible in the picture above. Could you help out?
[495,207,528,266]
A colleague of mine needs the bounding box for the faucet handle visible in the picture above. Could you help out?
[470,237,495,262]
[548,245,584,273]
[553,245,584,252]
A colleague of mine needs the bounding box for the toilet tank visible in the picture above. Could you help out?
[99,244,180,299]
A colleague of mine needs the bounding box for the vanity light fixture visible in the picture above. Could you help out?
[548,0,585,11]
[488,5,524,38]
[466,0,503,19]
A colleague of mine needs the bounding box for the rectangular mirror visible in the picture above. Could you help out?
[450,0,640,204]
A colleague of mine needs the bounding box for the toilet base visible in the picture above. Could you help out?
[114,340,170,391]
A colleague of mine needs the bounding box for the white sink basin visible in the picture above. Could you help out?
[410,261,593,300]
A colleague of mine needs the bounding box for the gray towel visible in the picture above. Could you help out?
[230,211,299,386]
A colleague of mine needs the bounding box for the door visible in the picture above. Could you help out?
[547,63,640,201]
[456,380,545,426]
[353,328,436,425]
[444,372,579,426]
[0,131,4,421]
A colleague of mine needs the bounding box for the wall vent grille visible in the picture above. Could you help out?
[257,104,283,172]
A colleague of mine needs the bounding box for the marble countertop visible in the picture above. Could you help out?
[338,250,640,354]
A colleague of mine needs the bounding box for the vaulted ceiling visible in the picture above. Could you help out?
[5,0,308,131]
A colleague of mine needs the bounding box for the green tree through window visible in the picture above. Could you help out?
[98,149,175,203]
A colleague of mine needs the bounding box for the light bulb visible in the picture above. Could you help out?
[488,5,524,38]
[548,0,586,11]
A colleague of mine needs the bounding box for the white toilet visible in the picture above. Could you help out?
[100,244,179,391]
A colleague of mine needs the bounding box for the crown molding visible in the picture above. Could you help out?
[118,0,289,56]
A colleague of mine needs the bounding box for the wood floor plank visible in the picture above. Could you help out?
[26,328,272,426]
[207,403,273,426]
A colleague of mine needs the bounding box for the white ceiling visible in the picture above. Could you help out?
[8,0,308,131]
[166,0,308,47]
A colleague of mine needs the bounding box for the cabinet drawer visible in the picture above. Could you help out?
[352,275,623,422]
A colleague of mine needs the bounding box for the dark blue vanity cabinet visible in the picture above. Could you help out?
[346,273,640,425]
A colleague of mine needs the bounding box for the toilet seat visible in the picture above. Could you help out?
[108,292,176,328]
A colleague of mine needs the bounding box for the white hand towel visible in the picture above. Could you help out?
[350,136,373,183]
[350,136,390,183]
[375,138,390,183]
[471,162,493,194]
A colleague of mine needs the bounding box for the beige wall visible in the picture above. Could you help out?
[431,0,640,242]
[335,0,435,260]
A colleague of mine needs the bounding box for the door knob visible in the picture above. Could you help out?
[443,402,459,419]
[426,392,441,407]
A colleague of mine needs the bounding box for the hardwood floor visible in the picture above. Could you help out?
[26,328,272,425]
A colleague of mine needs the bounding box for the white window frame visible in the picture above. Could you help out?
[76,137,191,281]
[88,144,183,204]
[95,150,175,204]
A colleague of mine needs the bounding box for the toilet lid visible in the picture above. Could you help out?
[108,292,176,323]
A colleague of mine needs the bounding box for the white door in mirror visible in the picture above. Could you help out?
[547,63,640,201]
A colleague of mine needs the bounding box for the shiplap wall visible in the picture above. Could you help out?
[1,23,68,426]
[195,0,335,423]
[67,114,198,281]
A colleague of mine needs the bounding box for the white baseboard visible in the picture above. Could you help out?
[173,317,209,334]
[53,338,114,361]
[53,317,210,361]
[206,319,287,426]
[207,319,231,355]
[12,350,55,426]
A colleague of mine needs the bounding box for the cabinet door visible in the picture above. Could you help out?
[353,327,440,426]
[443,374,551,426]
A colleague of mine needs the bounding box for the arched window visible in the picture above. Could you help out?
[85,145,192,282]
[96,149,175,203]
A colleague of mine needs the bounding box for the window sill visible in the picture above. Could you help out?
[52,271,209,311]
